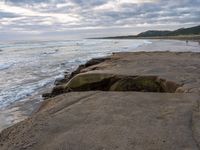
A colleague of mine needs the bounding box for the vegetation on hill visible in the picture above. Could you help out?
[137,25,200,37]
[94,25,200,40]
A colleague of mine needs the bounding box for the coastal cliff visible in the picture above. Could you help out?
[0,51,200,150]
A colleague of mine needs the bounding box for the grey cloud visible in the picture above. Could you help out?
[0,12,19,18]
[0,0,199,40]
[71,0,107,7]
[5,0,55,4]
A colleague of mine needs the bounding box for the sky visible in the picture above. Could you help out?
[0,0,199,41]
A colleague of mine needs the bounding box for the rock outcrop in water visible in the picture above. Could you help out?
[0,52,200,150]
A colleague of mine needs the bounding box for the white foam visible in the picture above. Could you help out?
[0,39,151,109]
[0,75,62,109]
[0,63,14,71]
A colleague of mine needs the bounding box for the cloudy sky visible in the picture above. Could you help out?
[0,0,199,41]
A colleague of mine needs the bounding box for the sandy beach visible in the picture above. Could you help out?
[0,39,200,149]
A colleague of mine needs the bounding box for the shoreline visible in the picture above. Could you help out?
[40,51,186,100]
[0,38,150,132]
[42,39,200,101]
[42,56,111,99]
[90,34,200,42]
[0,39,199,133]
[1,51,200,149]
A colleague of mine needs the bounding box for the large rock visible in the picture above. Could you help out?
[0,92,199,150]
[65,73,116,91]
[65,74,181,92]
[47,51,200,96]
[1,52,200,150]
[110,76,162,92]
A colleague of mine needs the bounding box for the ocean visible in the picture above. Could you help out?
[0,39,152,130]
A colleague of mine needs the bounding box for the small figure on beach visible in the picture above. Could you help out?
[186,40,188,45]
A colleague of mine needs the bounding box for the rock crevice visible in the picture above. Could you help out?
[47,73,183,98]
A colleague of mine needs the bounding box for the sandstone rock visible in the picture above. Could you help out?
[65,73,116,91]
[69,57,109,78]
[0,92,199,150]
[1,52,200,150]
[110,76,163,92]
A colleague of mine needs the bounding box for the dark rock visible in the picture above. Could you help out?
[110,76,164,92]
[42,93,52,99]
[69,57,110,79]
[65,73,181,93]
[54,78,70,86]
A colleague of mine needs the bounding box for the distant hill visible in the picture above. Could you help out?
[137,30,171,37]
[166,25,200,36]
[137,25,200,37]
[136,26,200,37]
[93,25,200,39]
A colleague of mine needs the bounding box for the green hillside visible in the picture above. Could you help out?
[137,25,200,37]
